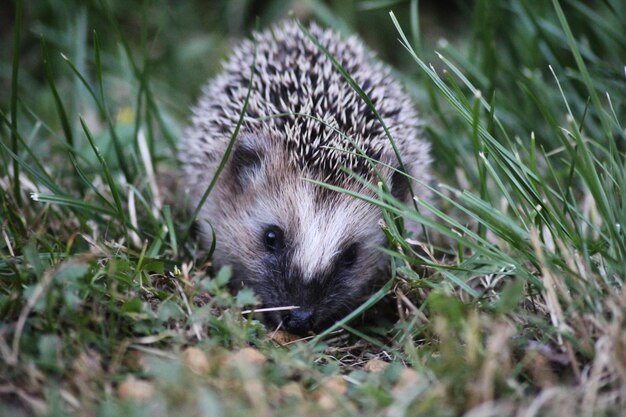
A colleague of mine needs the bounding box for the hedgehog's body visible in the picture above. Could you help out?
[180,21,431,335]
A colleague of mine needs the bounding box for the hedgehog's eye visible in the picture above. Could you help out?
[339,244,359,269]
[263,226,284,253]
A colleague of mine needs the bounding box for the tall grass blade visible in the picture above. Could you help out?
[181,37,259,241]
[80,117,129,242]
[10,0,24,205]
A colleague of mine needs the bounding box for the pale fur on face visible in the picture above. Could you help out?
[292,184,383,282]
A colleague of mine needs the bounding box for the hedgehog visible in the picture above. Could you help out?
[180,21,432,335]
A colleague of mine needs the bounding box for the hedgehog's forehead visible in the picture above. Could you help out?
[253,125,388,185]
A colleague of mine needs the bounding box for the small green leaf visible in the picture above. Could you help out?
[235,288,257,307]
[494,279,525,315]
[55,263,89,282]
[158,300,184,322]
[214,265,232,287]
[37,334,61,369]
[142,260,164,274]
[122,298,143,313]
[427,290,466,325]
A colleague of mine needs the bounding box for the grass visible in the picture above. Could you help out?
[1,0,625,416]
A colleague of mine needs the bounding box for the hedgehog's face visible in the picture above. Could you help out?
[208,134,406,335]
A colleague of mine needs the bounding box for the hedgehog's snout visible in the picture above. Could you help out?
[257,266,363,335]
[282,309,314,336]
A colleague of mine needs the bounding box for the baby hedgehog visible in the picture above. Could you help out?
[180,21,431,335]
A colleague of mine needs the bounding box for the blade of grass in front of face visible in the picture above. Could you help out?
[324,161,526,269]
[305,177,535,287]
[181,33,259,242]
[308,277,395,345]
[298,21,431,244]
[296,24,414,190]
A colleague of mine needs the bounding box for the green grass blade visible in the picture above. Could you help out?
[180,35,259,242]
[10,0,24,205]
[41,39,74,149]
[93,30,132,182]
[80,117,129,242]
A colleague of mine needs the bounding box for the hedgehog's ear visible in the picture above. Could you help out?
[390,165,411,202]
[231,136,264,188]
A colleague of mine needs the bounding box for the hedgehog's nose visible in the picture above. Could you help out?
[283,309,313,335]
